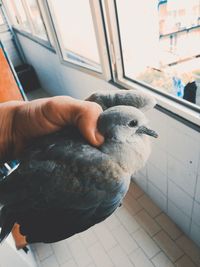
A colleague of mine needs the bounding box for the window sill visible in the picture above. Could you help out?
[13,27,56,54]
[112,78,200,131]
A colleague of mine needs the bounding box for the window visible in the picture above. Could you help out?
[113,0,200,108]
[25,0,48,40]
[4,0,49,42]
[47,0,102,72]
[11,0,31,32]
[0,10,4,25]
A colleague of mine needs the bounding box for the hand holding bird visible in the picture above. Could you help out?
[0,89,158,248]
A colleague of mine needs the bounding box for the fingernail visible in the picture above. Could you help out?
[95,131,104,145]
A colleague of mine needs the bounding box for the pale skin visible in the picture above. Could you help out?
[0,96,104,249]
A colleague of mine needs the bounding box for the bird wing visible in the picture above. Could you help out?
[86,89,156,111]
[0,130,129,243]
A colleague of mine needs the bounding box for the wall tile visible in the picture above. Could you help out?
[195,175,200,203]
[168,154,197,197]
[148,145,167,175]
[192,201,200,227]
[146,109,167,149]
[190,222,200,248]
[167,127,199,173]
[147,162,167,195]
[147,181,167,212]
[167,200,191,234]
[168,180,193,218]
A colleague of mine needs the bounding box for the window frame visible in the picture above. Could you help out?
[103,0,200,126]
[42,0,111,80]
[2,0,51,46]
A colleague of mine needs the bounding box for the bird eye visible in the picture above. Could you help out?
[128,120,138,127]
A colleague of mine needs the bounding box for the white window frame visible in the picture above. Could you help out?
[2,0,51,45]
[103,0,200,126]
[42,0,111,80]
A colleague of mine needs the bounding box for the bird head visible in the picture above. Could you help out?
[97,105,158,143]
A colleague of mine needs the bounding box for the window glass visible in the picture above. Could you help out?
[48,0,101,72]
[115,0,200,107]
[25,0,48,40]
[0,10,4,25]
[12,0,31,32]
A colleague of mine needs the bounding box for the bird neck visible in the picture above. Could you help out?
[99,136,151,174]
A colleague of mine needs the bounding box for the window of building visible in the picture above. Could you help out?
[113,0,200,108]
[47,0,102,73]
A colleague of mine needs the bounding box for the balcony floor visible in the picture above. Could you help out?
[30,181,200,267]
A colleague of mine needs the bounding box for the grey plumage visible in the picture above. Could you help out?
[0,90,157,244]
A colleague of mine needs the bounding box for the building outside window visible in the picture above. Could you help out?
[115,0,200,106]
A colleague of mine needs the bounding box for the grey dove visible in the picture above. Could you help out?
[0,89,157,244]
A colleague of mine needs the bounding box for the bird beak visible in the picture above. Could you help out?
[136,126,158,138]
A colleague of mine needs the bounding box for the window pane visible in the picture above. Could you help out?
[0,11,4,25]
[12,0,31,32]
[48,0,101,72]
[25,0,48,40]
[116,0,200,107]
[4,0,20,26]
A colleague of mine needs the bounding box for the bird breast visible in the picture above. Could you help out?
[100,135,151,175]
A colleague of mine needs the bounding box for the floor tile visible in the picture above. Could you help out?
[88,242,114,267]
[123,193,143,215]
[155,213,182,240]
[108,245,134,267]
[175,255,197,267]
[93,222,117,251]
[79,228,97,248]
[151,251,175,267]
[134,209,161,236]
[128,181,144,199]
[115,206,140,234]
[176,235,200,266]
[129,247,155,267]
[153,231,184,262]
[34,243,54,261]
[111,225,138,254]
[132,228,160,258]
[60,259,78,267]
[40,254,59,267]
[68,239,92,267]
[138,194,162,218]
[104,213,121,231]
[51,240,72,265]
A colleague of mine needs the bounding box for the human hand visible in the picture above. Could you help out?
[0,96,104,161]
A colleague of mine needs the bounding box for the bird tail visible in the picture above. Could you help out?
[0,205,16,243]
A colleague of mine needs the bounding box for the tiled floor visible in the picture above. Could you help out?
[30,181,200,267]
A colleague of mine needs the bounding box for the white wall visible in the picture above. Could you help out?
[16,33,200,247]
